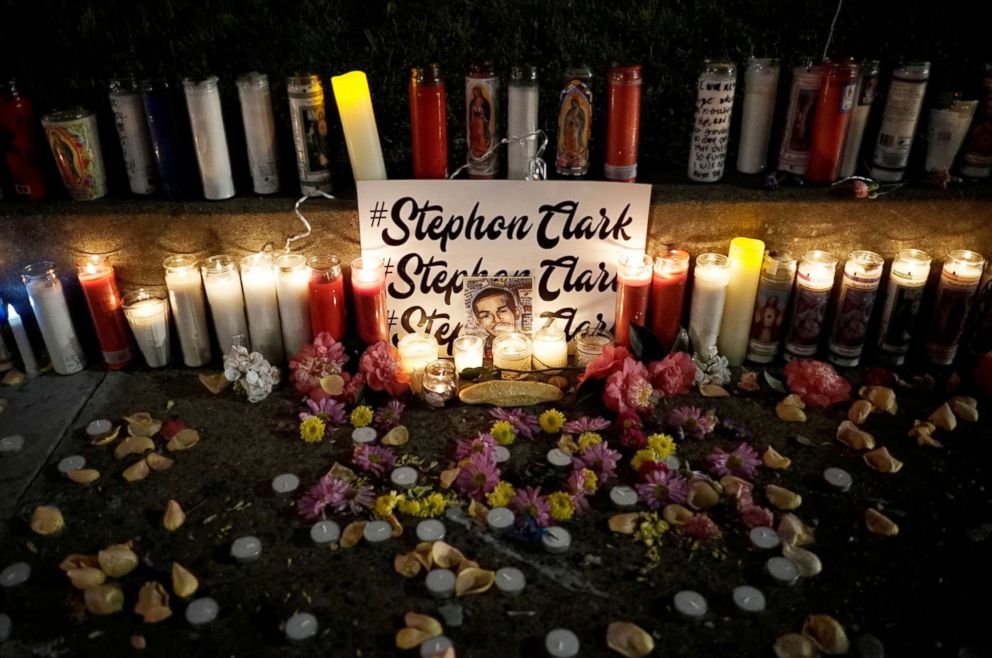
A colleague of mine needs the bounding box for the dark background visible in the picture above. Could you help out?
[1,0,989,194]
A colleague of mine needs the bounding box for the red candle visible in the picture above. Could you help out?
[308,255,346,340]
[409,64,448,179]
[604,64,643,182]
[77,255,134,369]
[614,253,653,347]
[351,257,388,345]
[806,58,860,184]
[649,248,690,347]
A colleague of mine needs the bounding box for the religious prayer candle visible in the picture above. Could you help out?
[398,332,440,394]
[108,77,158,195]
[163,255,212,367]
[574,327,613,367]
[183,76,235,200]
[493,332,533,375]
[409,64,448,179]
[736,57,780,174]
[870,62,931,183]
[961,65,992,178]
[718,237,766,365]
[453,334,484,373]
[532,326,568,369]
[839,60,880,179]
[201,255,249,354]
[778,60,822,175]
[287,74,333,194]
[747,250,798,364]
[236,72,280,194]
[924,249,986,366]
[5,304,40,376]
[41,108,108,201]
[806,58,860,184]
[332,71,387,182]
[924,95,978,174]
[827,250,884,367]
[556,66,594,177]
[21,262,86,375]
[688,60,736,182]
[422,359,457,408]
[507,65,539,180]
[969,262,992,356]
[614,252,653,347]
[876,249,932,366]
[784,250,838,360]
[308,255,346,340]
[240,253,284,364]
[77,255,134,369]
[466,62,499,179]
[688,253,731,354]
[605,64,643,182]
[351,257,388,345]
[275,254,312,360]
[142,79,187,196]
[122,289,170,368]
[649,248,690,348]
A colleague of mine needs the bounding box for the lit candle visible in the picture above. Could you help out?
[493,332,533,376]
[5,304,40,376]
[747,250,798,364]
[275,254,311,360]
[240,253,284,364]
[398,332,440,393]
[784,250,838,360]
[925,249,987,365]
[122,289,171,368]
[649,248,690,348]
[422,359,457,408]
[182,76,235,200]
[77,255,134,370]
[718,237,766,365]
[21,262,86,375]
[574,327,613,367]
[163,255,212,367]
[201,255,250,354]
[308,255,346,340]
[736,57,780,174]
[614,252,653,347]
[688,253,731,354]
[351,257,388,345]
[532,326,568,369]
[452,334,484,373]
[827,250,885,367]
[331,71,387,182]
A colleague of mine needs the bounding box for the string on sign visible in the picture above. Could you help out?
[448,129,549,181]
[286,191,337,252]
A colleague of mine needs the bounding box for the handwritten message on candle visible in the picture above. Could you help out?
[689,77,736,181]
[358,180,650,352]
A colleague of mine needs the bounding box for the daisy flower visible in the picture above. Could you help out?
[635,467,689,509]
[707,442,761,479]
[509,486,551,528]
[374,400,405,431]
[455,453,500,501]
[490,408,540,439]
[354,444,396,477]
[562,416,611,434]
[297,475,350,520]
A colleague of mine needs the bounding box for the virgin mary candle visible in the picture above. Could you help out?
[240,252,284,364]
[21,262,86,374]
[688,253,731,353]
[649,248,690,348]
[308,256,346,340]
[784,250,838,360]
[201,255,249,354]
[614,252,653,347]
[163,255,212,367]
[275,254,311,360]
[717,237,766,365]
[352,257,388,345]
[77,255,134,369]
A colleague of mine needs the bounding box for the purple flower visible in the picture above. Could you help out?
[354,444,396,477]
[296,475,350,521]
[454,433,497,462]
[509,486,551,528]
[707,442,761,479]
[573,442,621,481]
[374,400,405,431]
[341,482,375,515]
[668,405,716,440]
[562,416,611,435]
[490,408,540,439]
[564,469,594,514]
[635,467,689,509]
[299,397,347,428]
[721,417,752,441]
[455,453,500,501]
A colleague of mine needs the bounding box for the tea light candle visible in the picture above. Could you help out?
[57,455,86,475]
[828,250,885,367]
[674,590,708,620]
[423,359,458,408]
[0,435,25,456]
[876,249,932,366]
[486,507,515,534]
[331,71,387,182]
[766,556,800,585]
[240,253,285,364]
[823,467,853,492]
[426,568,456,598]
[363,520,393,545]
[650,248,691,348]
[163,255,212,367]
[5,305,39,376]
[76,255,134,370]
[445,506,469,526]
[749,526,780,550]
[747,250,798,364]
[609,485,638,509]
[614,252,653,347]
[352,427,377,444]
[532,326,568,369]
[398,332,439,394]
[784,250,838,360]
[271,473,300,496]
[493,332,533,374]
[574,327,614,367]
[0,562,31,588]
[542,526,571,554]
[547,449,572,468]
[416,519,446,542]
[275,254,312,360]
[420,635,454,658]
[183,76,235,200]
[390,466,418,489]
[492,445,511,464]
[688,253,731,353]
[86,419,113,440]
[185,597,219,628]
[664,455,680,470]
[285,612,319,644]
[308,256,346,340]
[122,289,171,368]
[21,262,86,375]
[495,567,526,596]
[310,520,341,546]
[717,237,766,365]
[453,335,484,373]
[925,249,987,366]
[732,585,766,613]
[351,257,388,345]
[202,255,250,354]
[545,629,580,658]
[230,536,262,563]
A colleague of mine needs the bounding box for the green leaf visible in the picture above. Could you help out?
[575,377,606,407]
[764,369,787,394]
[629,323,666,362]
[794,434,814,447]
[459,367,485,381]
[670,327,691,354]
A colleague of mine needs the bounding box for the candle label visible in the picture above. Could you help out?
[778,68,821,175]
[828,274,880,359]
[748,279,794,361]
[784,286,831,357]
[556,77,593,176]
[465,74,499,177]
[925,274,980,360]
[969,273,992,355]
[688,75,735,182]
[41,111,107,200]
[877,281,925,356]
[109,90,159,195]
[288,77,333,191]
[873,76,928,171]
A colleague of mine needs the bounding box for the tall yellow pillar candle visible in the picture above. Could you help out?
[717,237,766,365]
[331,71,387,181]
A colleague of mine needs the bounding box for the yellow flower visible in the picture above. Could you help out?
[486,481,516,508]
[646,433,676,459]
[631,449,655,472]
[548,492,575,522]
[579,468,598,494]
[299,416,326,444]
[375,491,402,518]
[397,498,422,516]
[420,493,448,517]
[577,431,603,451]
[350,405,373,428]
[491,420,517,446]
[539,409,566,434]
[634,512,670,548]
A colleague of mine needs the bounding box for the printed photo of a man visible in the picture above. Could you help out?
[471,286,523,337]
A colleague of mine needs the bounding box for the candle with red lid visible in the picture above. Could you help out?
[308,256,346,340]
[77,255,134,369]
[614,252,653,347]
[352,256,388,344]
[649,248,690,347]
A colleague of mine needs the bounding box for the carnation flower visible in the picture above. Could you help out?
[582,345,632,381]
[604,357,656,416]
[359,341,410,396]
[784,359,852,408]
[297,475,350,520]
[354,444,396,477]
[737,370,760,392]
[509,486,551,528]
[573,442,621,481]
[539,409,566,434]
[486,481,516,508]
[648,351,696,396]
[224,346,280,403]
[351,405,373,428]
[455,453,500,501]
[289,332,348,394]
[341,481,375,515]
[299,397,347,428]
[339,372,366,405]
[635,466,689,509]
[300,416,326,444]
[547,492,576,522]
[740,505,775,529]
[619,427,647,450]
[563,416,611,434]
[374,400,405,431]
[707,442,761,479]
[490,420,517,446]
[682,513,721,540]
[490,408,540,439]
[455,433,496,462]
[668,406,717,440]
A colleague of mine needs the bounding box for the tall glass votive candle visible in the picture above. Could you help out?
[240,253,284,364]
[275,254,311,360]
[737,57,780,174]
[688,253,731,354]
[21,262,86,375]
[876,249,931,366]
[398,332,440,394]
[924,249,986,366]
[423,359,457,408]
[574,327,614,367]
[453,334,484,373]
[649,248,690,348]
[784,250,838,360]
[532,326,568,369]
[614,253,653,347]
[235,72,280,195]
[308,256,346,340]
[493,332,533,377]
[123,289,171,368]
[183,76,235,200]
[717,237,766,365]
[76,255,134,369]
[828,250,884,367]
[201,255,249,354]
[747,250,798,364]
[163,255,212,367]
[352,257,388,345]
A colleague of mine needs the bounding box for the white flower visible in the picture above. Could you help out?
[692,346,731,386]
[223,345,279,403]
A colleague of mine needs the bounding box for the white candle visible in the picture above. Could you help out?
[122,289,171,368]
[416,520,446,542]
[452,334,484,373]
[925,249,987,365]
[688,253,731,354]
[688,61,736,182]
[397,332,439,394]
[108,79,158,195]
[183,76,235,200]
[201,255,249,354]
[732,585,766,614]
[5,304,39,376]
[507,65,539,180]
[21,262,86,375]
[839,61,879,179]
[532,326,568,369]
[574,327,613,367]
[163,255,212,367]
[542,526,571,554]
[235,72,280,194]
[185,597,219,628]
[425,569,456,599]
[230,536,262,563]
[275,254,312,361]
[876,248,931,365]
[784,250,838,360]
[285,612,319,644]
[736,57,780,174]
[718,237,766,365]
[673,590,708,620]
[331,71,387,181]
[493,332,532,374]
[240,253,284,364]
[827,250,885,367]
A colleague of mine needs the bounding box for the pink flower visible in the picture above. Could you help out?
[490,408,540,439]
[977,352,992,399]
[341,482,375,515]
[619,427,647,450]
[160,419,187,439]
[509,486,551,528]
[784,359,852,408]
[289,332,348,394]
[340,372,365,405]
[299,397,347,428]
[374,400,405,431]
[562,416,611,434]
[648,352,696,397]
[707,443,761,479]
[635,466,689,509]
[454,453,499,501]
[359,342,410,396]
[737,370,760,392]
[667,406,716,440]
[564,469,593,513]
[455,434,497,462]
[297,475,351,520]
[740,505,775,529]
[853,179,870,199]
[582,345,632,381]
[573,442,621,481]
[353,444,396,477]
[683,513,721,540]
[604,358,655,416]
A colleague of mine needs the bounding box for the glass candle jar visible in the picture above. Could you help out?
[422,359,458,408]
[351,256,388,345]
[398,331,440,393]
[76,254,134,369]
[614,252,653,348]
[240,252,284,364]
[163,255,212,367]
[308,255,346,340]
[493,332,533,377]
[532,326,568,369]
[649,248,690,348]
[688,253,731,353]
[21,262,86,375]
[747,250,798,364]
[453,334,484,373]
[876,248,931,365]
[924,249,986,365]
[275,254,312,360]
[123,288,171,368]
[201,254,250,354]
[784,250,839,360]
[574,327,614,367]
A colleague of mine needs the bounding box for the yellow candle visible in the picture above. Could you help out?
[717,237,766,365]
[331,71,387,181]
[532,326,568,369]
[493,332,533,377]
[397,332,439,394]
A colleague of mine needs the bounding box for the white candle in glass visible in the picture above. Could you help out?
[163,255,212,367]
[532,326,568,369]
[236,72,280,195]
[736,58,779,174]
[688,253,731,354]
[183,75,235,200]
[452,335,484,373]
[493,332,533,373]
[123,289,171,368]
[398,332,440,394]
[784,250,839,360]
[275,254,312,360]
[876,248,931,365]
[240,253,284,364]
[201,255,249,354]
[924,249,987,366]
[574,327,614,367]
[507,65,539,180]
[331,71,387,181]
[21,262,86,375]
[5,304,40,376]
[718,237,766,365]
